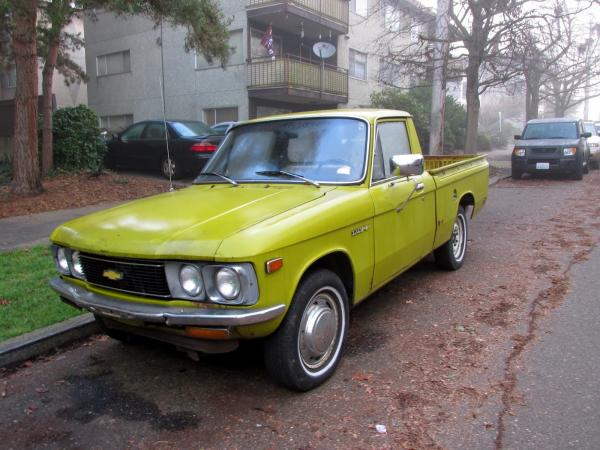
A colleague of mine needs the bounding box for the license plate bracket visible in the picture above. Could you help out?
[536,162,550,170]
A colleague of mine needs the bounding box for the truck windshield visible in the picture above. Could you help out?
[521,122,578,140]
[197,117,368,184]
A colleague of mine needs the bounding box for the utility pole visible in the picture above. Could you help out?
[429,0,451,155]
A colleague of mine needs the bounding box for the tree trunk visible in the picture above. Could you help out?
[525,73,540,121]
[464,60,480,153]
[42,40,59,175]
[11,0,42,196]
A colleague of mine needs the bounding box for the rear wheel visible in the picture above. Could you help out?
[435,205,468,271]
[161,155,183,179]
[264,269,349,391]
[583,154,590,174]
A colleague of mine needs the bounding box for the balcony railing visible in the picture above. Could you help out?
[247,0,349,27]
[248,55,349,99]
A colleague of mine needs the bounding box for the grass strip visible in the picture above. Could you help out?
[0,245,82,342]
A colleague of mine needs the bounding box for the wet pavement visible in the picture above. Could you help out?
[1,170,599,449]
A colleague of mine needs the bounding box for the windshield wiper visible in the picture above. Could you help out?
[195,171,239,186]
[255,170,320,188]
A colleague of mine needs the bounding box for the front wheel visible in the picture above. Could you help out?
[511,165,522,180]
[264,269,349,391]
[434,205,468,270]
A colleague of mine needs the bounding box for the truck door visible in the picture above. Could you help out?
[369,120,436,290]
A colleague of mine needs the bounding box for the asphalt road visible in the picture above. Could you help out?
[1,170,599,449]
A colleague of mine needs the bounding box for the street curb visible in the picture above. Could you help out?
[0,313,99,368]
[0,173,505,368]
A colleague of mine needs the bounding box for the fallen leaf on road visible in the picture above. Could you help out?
[35,386,49,394]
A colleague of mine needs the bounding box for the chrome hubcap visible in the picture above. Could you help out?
[163,159,175,176]
[451,214,466,261]
[298,290,340,371]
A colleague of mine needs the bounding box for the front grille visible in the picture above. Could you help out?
[531,147,558,154]
[79,254,171,298]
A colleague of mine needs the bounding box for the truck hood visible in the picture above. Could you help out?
[51,184,335,259]
[515,138,581,147]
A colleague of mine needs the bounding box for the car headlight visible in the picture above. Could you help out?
[71,251,85,279]
[54,246,71,275]
[179,265,203,297]
[215,267,241,300]
[513,148,526,157]
[563,147,577,156]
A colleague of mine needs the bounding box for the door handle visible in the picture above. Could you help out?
[415,182,425,191]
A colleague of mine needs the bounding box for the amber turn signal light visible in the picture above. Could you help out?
[185,327,230,340]
[265,257,283,274]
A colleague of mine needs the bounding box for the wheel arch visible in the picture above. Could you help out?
[295,250,355,306]
[459,192,475,218]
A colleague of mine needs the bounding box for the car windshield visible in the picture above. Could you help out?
[196,117,368,184]
[521,122,578,140]
[170,121,212,137]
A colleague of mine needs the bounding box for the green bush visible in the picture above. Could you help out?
[53,105,106,174]
[477,133,492,151]
[371,86,467,152]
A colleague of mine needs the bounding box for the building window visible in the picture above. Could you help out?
[349,49,367,80]
[353,0,368,16]
[203,107,238,126]
[384,3,401,32]
[96,50,131,77]
[1,64,16,89]
[100,114,134,133]
[379,59,401,86]
[196,30,244,69]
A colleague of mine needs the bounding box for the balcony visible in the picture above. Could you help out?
[247,55,348,104]
[247,0,349,34]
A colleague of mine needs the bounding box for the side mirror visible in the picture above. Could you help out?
[582,132,592,138]
[391,154,424,177]
[514,134,522,140]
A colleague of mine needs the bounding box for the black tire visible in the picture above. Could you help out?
[434,205,468,271]
[94,315,140,345]
[592,159,600,170]
[571,161,583,180]
[161,155,183,179]
[511,166,522,180]
[583,155,589,174]
[264,269,349,391]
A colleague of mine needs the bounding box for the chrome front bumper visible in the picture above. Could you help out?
[50,278,286,327]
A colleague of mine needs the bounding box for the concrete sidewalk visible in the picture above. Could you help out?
[0,202,122,251]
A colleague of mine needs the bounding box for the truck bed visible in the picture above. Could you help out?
[424,154,487,174]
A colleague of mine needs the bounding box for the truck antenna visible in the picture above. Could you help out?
[159,19,174,192]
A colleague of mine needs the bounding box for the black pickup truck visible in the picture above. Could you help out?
[512,118,592,180]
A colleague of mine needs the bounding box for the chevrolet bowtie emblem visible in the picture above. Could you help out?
[102,269,123,281]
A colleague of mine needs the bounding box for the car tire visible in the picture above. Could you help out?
[583,155,589,174]
[264,269,349,391]
[571,161,584,180]
[161,155,183,179]
[434,205,468,271]
[511,166,522,180]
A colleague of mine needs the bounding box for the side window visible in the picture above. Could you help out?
[143,123,166,139]
[372,121,411,181]
[121,123,145,140]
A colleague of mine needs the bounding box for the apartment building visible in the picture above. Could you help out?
[83,0,434,132]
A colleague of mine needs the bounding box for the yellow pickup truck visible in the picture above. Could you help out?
[49,109,489,390]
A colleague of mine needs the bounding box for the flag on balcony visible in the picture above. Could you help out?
[261,24,275,59]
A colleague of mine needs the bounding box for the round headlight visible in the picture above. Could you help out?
[179,265,203,297]
[71,251,84,278]
[56,247,70,274]
[215,267,241,300]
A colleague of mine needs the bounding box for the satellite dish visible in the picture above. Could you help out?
[313,42,336,59]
